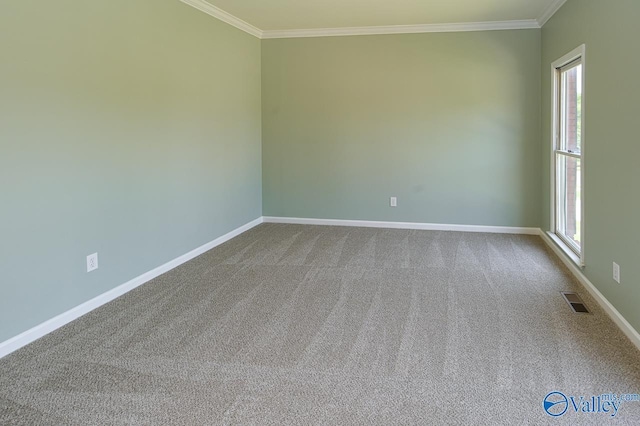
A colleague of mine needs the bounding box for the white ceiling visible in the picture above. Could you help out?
[180,0,567,38]
[204,0,564,31]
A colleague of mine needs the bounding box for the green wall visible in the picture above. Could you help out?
[262,30,541,227]
[542,0,640,332]
[0,0,262,342]
[3,0,637,347]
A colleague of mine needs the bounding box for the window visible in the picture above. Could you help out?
[551,45,585,266]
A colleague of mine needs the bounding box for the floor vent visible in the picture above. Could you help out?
[561,292,590,314]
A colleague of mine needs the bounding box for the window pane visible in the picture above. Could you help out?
[561,64,582,153]
[557,154,581,250]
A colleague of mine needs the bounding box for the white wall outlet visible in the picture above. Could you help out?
[613,262,620,284]
[390,197,397,207]
[87,253,99,273]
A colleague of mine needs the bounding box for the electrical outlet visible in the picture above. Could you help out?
[390,197,397,207]
[613,262,620,284]
[87,253,99,273]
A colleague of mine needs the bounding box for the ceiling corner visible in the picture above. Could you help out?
[179,0,264,38]
[537,0,568,27]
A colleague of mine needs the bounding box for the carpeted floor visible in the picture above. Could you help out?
[1,223,639,425]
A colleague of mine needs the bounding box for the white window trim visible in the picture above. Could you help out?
[550,44,586,268]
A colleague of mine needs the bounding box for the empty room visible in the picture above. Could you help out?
[2,0,640,423]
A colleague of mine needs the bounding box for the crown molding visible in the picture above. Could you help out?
[180,0,549,40]
[179,0,263,38]
[261,20,540,39]
[537,0,568,27]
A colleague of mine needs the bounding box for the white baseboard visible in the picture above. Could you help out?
[0,217,264,359]
[539,231,640,351]
[4,216,638,359]
[262,216,540,235]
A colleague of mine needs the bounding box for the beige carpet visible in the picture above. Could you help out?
[1,223,639,425]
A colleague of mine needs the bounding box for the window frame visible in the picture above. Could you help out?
[550,45,586,267]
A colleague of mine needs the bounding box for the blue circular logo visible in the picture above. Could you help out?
[544,392,569,417]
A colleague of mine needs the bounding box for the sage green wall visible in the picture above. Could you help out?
[262,30,541,227]
[0,0,262,342]
[542,0,640,332]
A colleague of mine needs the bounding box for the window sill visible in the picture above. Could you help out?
[546,231,584,268]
